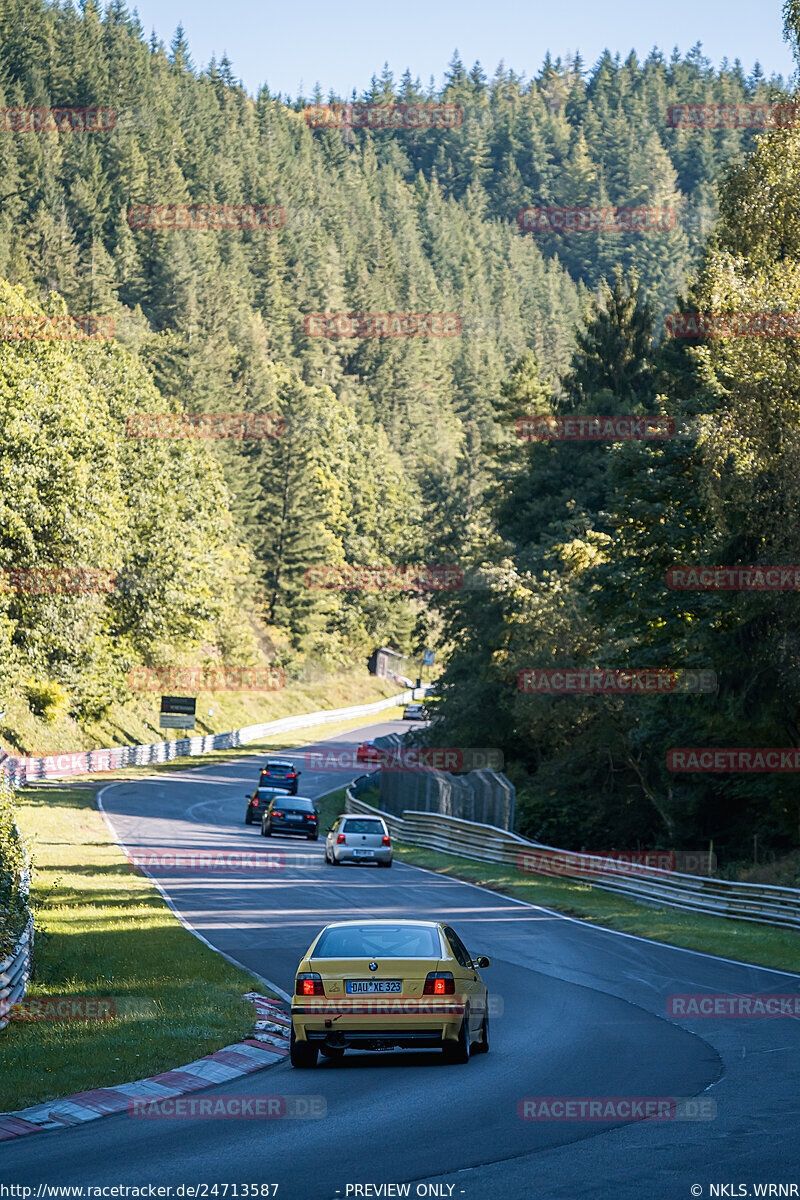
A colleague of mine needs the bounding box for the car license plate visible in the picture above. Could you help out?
[353,848,373,856]
[286,814,302,821]
[346,980,402,994]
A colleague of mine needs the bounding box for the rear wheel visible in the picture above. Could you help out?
[290,1026,318,1068]
[245,810,253,825]
[472,1011,489,1054]
[307,833,318,841]
[330,852,340,865]
[262,824,271,837]
[442,1012,470,1064]
[378,860,392,868]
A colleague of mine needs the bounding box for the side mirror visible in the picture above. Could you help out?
[473,955,491,969]
[245,794,251,799]
[296,771,302,777]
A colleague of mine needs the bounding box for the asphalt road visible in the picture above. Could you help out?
[2,719,799,1198]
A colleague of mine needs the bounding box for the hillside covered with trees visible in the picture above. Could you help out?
[0,0,797,860]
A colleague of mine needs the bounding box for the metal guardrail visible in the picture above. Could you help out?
[1,689,420,786]
[0,806,33,1034]
[345,788,800,931]
[0,912,34,1033]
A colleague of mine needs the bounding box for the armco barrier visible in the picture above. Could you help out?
[0,912,34,1033]
[1,689,418,786]
[0,794,33,1034]
[344,789,800,931]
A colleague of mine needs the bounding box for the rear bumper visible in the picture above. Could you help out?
[333,847,391,863]
[292,999,464,1044]
[270,821,317,835]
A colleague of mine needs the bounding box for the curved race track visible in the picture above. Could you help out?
[2,720,799,1199]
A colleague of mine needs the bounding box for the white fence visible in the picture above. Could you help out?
[345,789,800,931]
[0,689,418,786]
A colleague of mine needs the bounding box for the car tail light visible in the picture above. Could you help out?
[296,973,324,996]
[253,800,259,806]
[336,833,346,844]
[382,834,391,845]
[423,972,455,995]
[305,814,315,821]
[273,810,284,819]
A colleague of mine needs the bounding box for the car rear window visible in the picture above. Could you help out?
[265,765,292,775]
[281,799,314,811]
[313,924,441,959]
[342,819,385,834]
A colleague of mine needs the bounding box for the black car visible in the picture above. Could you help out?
[260,793,319,840]
[259,758,301,794]
[245,785,290,825]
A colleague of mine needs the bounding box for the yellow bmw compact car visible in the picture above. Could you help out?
[290,919,490,1067]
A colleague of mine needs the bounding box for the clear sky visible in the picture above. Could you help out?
[128,0,796,99]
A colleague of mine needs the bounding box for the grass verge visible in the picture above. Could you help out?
[0,785,272,1113]
[336,787,799,975]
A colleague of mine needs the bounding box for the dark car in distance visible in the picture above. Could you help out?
[260,758,301,794]
[261,793,319,840]
[245,785,291,825]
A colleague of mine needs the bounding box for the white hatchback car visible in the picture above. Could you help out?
[325,815,392,867]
